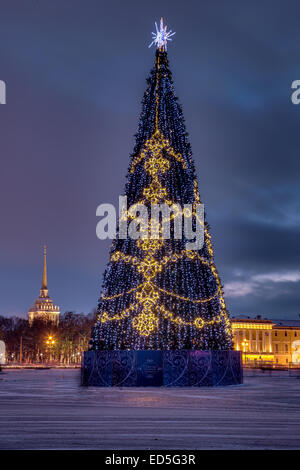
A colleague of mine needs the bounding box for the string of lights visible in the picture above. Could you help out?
[91,46,233,351]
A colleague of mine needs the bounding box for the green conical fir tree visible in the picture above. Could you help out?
[91,21,233,351]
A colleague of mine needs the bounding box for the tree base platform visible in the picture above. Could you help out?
[81,350,243,387]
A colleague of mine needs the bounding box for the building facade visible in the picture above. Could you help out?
[28,245,60,325]
[231,316,300,366]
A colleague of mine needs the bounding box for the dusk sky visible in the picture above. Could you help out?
[1,0,300,320]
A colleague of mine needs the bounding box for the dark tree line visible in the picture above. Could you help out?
[0,311,96,364]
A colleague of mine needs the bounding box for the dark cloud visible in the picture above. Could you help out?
[0,0,300,319]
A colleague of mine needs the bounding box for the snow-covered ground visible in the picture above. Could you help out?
[0,369,299,449]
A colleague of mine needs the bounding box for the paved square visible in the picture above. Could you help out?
[0,369,299,449]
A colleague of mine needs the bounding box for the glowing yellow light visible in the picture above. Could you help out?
[101,284,144,301]
[130,130,187,174]
[232,323,273,330]
[46,335,55,346]
[132,311,158,336]
[98,51,232,340]
[144,154,170,175]
[155,285,218,304]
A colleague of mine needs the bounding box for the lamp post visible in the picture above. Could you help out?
[241,339,249,363]
[45,335,55,364]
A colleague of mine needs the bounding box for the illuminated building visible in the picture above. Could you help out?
[231,316,300,366]
[273,320,300,366]
[28,245,60,325]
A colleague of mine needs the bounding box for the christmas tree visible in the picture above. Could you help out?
[91,19,233,351]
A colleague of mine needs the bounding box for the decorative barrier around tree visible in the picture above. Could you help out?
[81,350,243,387]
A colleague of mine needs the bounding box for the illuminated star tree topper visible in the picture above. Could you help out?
[149,17,176,50]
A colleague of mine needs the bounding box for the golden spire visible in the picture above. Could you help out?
[42,244,47,290]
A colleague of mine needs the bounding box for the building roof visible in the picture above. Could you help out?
[230,316,300,329]
[231,317,274,325]
[273,319,300,329]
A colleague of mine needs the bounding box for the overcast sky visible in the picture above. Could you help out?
[1,0,300,320]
